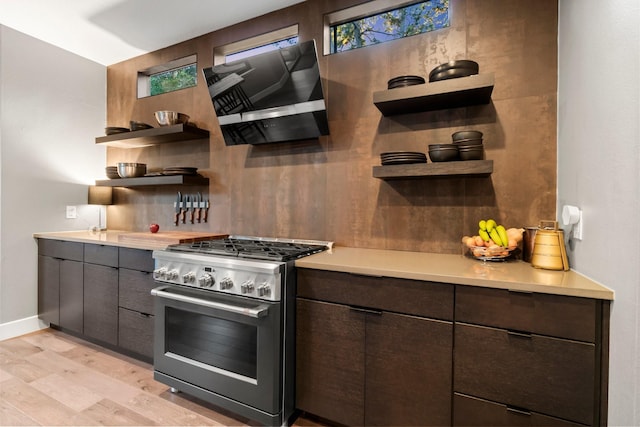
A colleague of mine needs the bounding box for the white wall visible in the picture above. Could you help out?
[558,1,640,424]
[0,26,106,336]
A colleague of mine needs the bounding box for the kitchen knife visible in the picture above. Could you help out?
[203,196,209,223]
[195,192,202,223]
[189,194,196,224]
[182,194,189,224]
[174,192,182,226]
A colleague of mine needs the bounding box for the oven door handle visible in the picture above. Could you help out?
[151,286,270,318]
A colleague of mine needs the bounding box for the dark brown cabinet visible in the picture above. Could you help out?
[296,268,454,426]
[296,299,365,426]
[83,263,118,346]
[37,240,84,327]
[295,269,610,427]
[37,239,156,362]
[58,260,84,333]
[365,311,452,426]
[37,255,60,325]
[118,248,155,359]
[453,285,610,426]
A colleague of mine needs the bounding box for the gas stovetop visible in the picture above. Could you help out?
[166,236,331,262]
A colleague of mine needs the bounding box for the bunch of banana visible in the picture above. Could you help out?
[478,219,509,248]
[462,220,524,252]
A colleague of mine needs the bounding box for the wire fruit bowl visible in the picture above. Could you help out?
[466,245,516,261]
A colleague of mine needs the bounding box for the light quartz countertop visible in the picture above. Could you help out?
[33,230,170,251]
[295,247,614,300]
[34,232,613,300]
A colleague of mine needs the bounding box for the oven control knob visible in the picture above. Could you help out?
[153,267,168,279]
[220,277,234,290]
[198,273,214,287]
[182,272,196,283]
[167,269,179,280]
[241,281,255,294]
[258,284,271,297]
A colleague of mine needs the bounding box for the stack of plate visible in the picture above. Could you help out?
[162,166,198,175]
[428,60,479,82]
[106,166,120,179]
[380,151,427,165]
[387,75,426,90]
[130,121,154,131]
[105,127,130,135]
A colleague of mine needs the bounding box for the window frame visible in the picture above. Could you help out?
[137,54,197,98]
[323,0,448,55]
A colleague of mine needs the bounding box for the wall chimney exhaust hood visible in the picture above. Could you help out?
[203,40,329,146]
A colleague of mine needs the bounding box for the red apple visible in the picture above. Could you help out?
[149,223,160,233]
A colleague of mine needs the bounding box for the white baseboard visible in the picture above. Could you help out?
[0,316,48,341]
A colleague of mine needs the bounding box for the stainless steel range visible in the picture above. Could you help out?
[151,236,330,426]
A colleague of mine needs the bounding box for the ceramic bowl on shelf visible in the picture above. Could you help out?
[428,144,459,162]
[452,130,483,142]
[458,145,484,160]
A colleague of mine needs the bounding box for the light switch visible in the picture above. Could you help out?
[66,205,77,219]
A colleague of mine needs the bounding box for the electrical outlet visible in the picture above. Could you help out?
[66,205,77,219]
[572,210,583,240]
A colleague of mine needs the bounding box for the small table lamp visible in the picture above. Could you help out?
[88,186,113,231]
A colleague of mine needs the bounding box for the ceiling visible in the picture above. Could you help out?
[0,0,306,66]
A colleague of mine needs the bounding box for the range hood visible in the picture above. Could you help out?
[203,40,329,146]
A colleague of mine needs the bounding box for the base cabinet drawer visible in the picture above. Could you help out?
[119,268,155,314]
[456,286,597,342]
[118,248,153,272]
[118,308,154,359]
[453,393,584,426]
[84,244,119,267]
[454,323,595,425]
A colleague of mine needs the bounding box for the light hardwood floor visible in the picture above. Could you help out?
[0,329,325,426]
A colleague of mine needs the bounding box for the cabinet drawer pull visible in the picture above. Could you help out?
[506,405,532,416]
[507,330,532,339]
[349,306,382,315]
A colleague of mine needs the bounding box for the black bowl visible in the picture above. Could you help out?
[428,143,458,150]
[429,149,459,162]
[428,144,459,162]
[452,130,483,141]
[453,138,483,146]
[458,146,484,160]
[387,75,426,89]
[429,60,479,80]
[430,68,478,82]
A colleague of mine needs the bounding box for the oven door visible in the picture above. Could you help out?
[151,284,282,413]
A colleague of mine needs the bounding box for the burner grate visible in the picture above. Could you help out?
[168,238,328,261]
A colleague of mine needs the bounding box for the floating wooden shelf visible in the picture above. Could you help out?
[373,73,494,116]
[95,124,209,148]
[372,160,493,179]
[95,175,209,187]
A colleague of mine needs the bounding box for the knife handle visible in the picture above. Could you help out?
[174,212,179,226]
[203,207,208,223]
[181,209,186,224]
[196,208,201,223]
[190,209,195,224]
